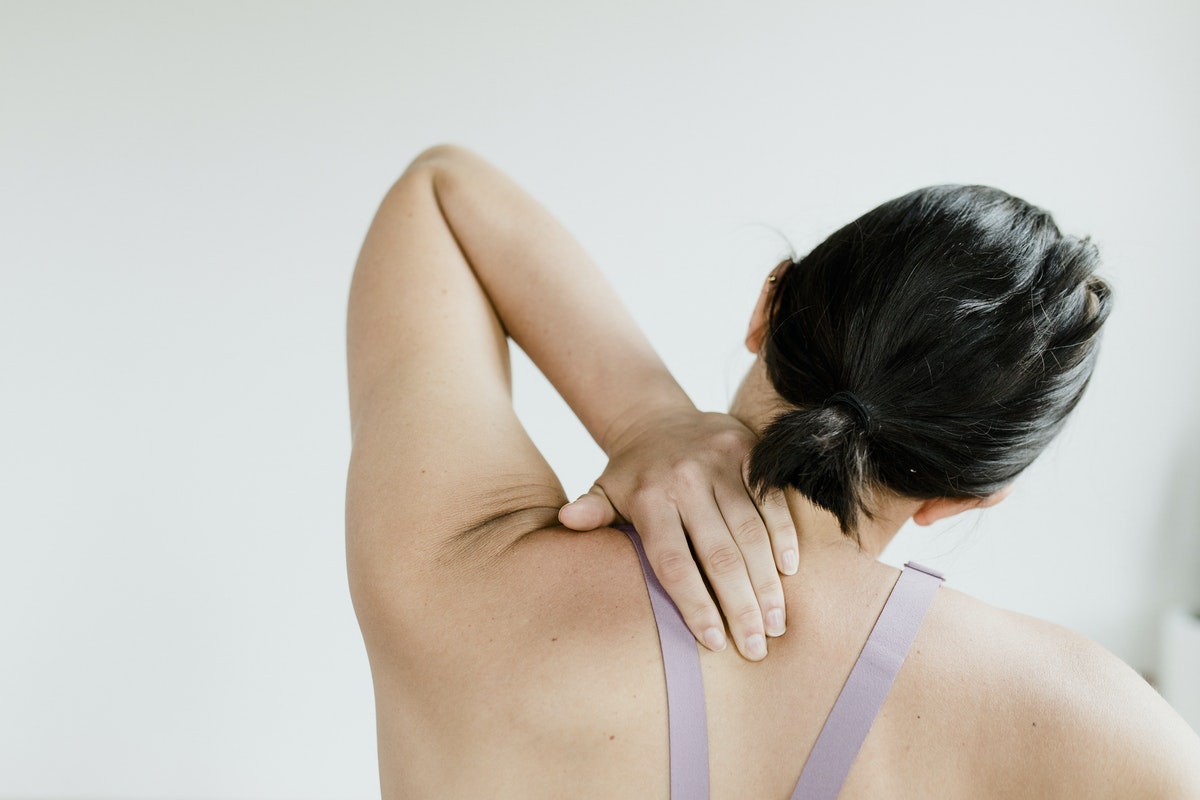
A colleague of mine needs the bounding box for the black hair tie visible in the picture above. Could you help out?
[826,391,874,434]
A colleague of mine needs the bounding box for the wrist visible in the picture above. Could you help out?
[599,386,699,457]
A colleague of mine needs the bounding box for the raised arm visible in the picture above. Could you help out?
[347,145,793,659]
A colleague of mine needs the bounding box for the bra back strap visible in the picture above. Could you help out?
[620,525,710,800]
[790,562,945,800]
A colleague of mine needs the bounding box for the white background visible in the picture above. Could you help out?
[2,1,1198,796]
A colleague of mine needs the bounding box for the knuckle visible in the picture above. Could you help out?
[624,473,650,494]
[732,517,769,546]
[679,598,718,625]
[671,460,706,489]
[704,543,744,575]
[763,490,791,511]
[654,549,698,586]
[734,604,764,628]
[769,520,798,547]
[755,577,783,598]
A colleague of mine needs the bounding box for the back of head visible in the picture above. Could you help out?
[748,185,1112,537]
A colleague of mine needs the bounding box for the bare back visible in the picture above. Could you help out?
[349,519,1200,799]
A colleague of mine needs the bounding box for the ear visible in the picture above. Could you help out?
[911,483,1014,526]
[745,262,788,353]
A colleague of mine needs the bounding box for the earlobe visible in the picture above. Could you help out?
[911,498,957,527]
[912,484,1014,526]
[745,323,765,354]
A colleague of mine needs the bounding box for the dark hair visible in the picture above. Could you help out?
[747,185,1112,538]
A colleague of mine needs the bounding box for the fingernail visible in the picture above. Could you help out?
[766,608,786,636]
[703,627,727,652]
[782,549,798,575]
[746,634,767,660]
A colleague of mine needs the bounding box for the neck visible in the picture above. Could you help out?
[783,489,913,562]
[730,357,918,561]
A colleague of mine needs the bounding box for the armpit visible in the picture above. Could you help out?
[438,483,568,568]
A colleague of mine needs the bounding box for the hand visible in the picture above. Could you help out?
[558,409,799,661]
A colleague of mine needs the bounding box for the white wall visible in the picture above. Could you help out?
[2,0,1197,796]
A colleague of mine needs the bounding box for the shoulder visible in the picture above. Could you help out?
[351,518,651,658]
[917,587,1200,797]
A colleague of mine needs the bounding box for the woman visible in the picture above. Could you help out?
[345,145,1200,798]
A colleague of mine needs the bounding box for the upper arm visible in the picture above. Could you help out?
[345,150,567,594]
[1015,616,1200,797]
[1068,635,1200,798]
[922,598,1200,796]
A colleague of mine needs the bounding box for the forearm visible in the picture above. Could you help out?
[400,146,795,661]
[412,144,693,453]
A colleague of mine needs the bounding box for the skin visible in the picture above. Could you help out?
[345,145,1200,798]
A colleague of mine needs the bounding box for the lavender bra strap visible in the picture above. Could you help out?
[619,525,710,800]
[790,561,945,800]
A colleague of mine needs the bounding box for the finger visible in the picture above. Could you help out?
[713,486,788,640]
[679,500,769,661]
[756,485,799,577]
[631,500,728,654]
[558,485,620,530]
[742,459,799,575]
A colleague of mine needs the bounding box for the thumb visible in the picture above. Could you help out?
[558,484,620,531]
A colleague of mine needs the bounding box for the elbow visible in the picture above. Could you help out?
[392,143,477,199]
[406,143,475,174]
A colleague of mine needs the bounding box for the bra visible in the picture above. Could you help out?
[618,524,944,800]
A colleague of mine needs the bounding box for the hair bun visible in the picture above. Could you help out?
[825,392,874,434]
[748,405,874,537]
